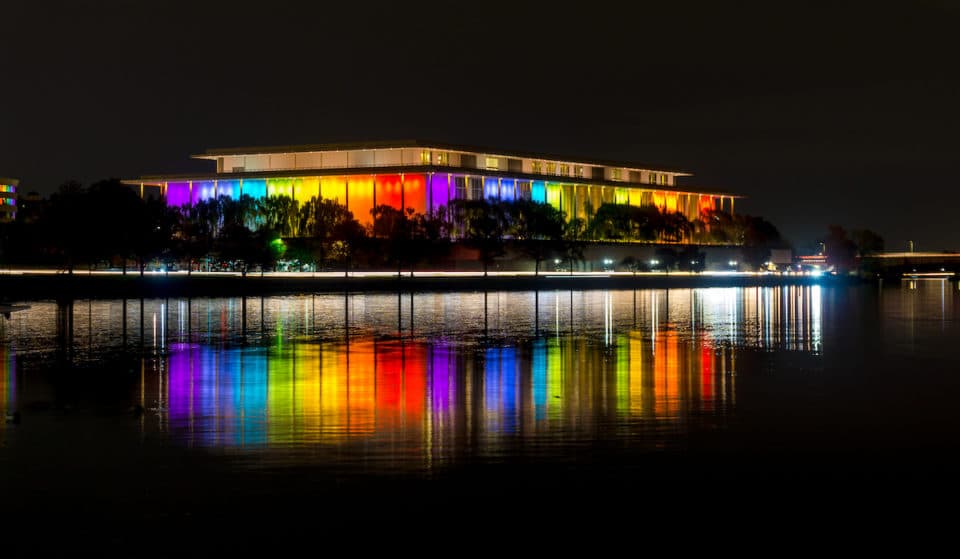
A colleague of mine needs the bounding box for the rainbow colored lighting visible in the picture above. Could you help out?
[155,324,730,450]
[159,172,726,225]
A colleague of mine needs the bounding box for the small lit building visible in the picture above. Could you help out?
[0,178,17,222]
[127,141,739,236]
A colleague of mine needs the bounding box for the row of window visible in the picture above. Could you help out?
[419,150,669,185]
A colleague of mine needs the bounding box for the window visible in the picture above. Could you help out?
[485,157,500,170]
[518,181,532,200]
[454,177,468,200]
[660,174,668,185]
[611,168,622,181]
[546,162,556,175]
[559,164,570,176]
[649,173,657,184]
[436,152,449,165]
[420,151,431,165]
[531,161,542,174]
[468,177,483,200]
[574,165,584,178]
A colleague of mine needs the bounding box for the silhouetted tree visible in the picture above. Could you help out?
[852,229,884,256]
[824,225,857,272]
[506,199,566,275]
[654,247,678,272]
[300,197,355,271]
[677,246,706,273]
[451,199,505,276]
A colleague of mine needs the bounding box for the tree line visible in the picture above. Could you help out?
[1,178,792,275]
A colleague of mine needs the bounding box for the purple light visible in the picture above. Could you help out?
[429,174,450,214]
[166,182,191,207]
[431,343,454,413]
[192,181,216,204]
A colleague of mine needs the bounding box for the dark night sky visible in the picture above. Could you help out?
[2,1,958,251]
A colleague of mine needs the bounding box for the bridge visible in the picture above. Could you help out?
[861,252,960,279]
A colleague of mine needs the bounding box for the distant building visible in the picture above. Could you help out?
[126,141,740,241]
[0,178,17,222]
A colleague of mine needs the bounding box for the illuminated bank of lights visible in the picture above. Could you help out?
[156,174,727,227]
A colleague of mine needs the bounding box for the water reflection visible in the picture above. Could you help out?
[0,344,14,445]
[2,287,834,468]
[142,329,741,458]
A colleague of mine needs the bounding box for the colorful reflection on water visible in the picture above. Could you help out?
[0,344,14,445]
[1,286,838,467]
[146,329,741,454]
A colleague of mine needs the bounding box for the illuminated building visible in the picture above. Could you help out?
[127,141,738,231]
[0,177,17,222]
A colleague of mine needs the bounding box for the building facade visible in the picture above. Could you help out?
[0,178,17,222]
[129,141,738,229]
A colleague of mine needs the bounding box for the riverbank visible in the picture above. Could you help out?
[0,270,858,300]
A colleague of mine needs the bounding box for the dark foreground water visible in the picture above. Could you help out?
[2,282,960,552]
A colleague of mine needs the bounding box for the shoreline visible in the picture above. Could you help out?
[1,271,862,300]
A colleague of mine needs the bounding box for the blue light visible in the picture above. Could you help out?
[531,181,546,203]
[484,177,499,200]
[242,179,267,199]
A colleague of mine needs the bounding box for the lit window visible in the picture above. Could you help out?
[649,173,657,184]
[420,150,431,165]
[485,157,500,170]
[559,164,570,176]
[660,174,667,185]
[435,152,448,165]
[531,161,542,174]
[546,162,556,175]
[611,168,622,181]
[574,166,584,178]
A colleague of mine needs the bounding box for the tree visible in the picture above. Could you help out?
[852,229,884,256]
[257,195,299,236]
[562,217,587,274]
[300,197,354,271]
[824,225,857,272]
[738,215,784,270]
[505,199,565,276]
[372,204,414,276]
[408,206,453,276]
[331,215,367,278]
[216,223,257,276]
[45,180,90,273]
[620,255,644,275]
[451,199,505,276]
[86,178,144,272]
[677,246,706,273]
[133,197,177,276]
[654,247,678,272]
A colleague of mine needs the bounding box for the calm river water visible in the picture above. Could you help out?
[2,282,959,551]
